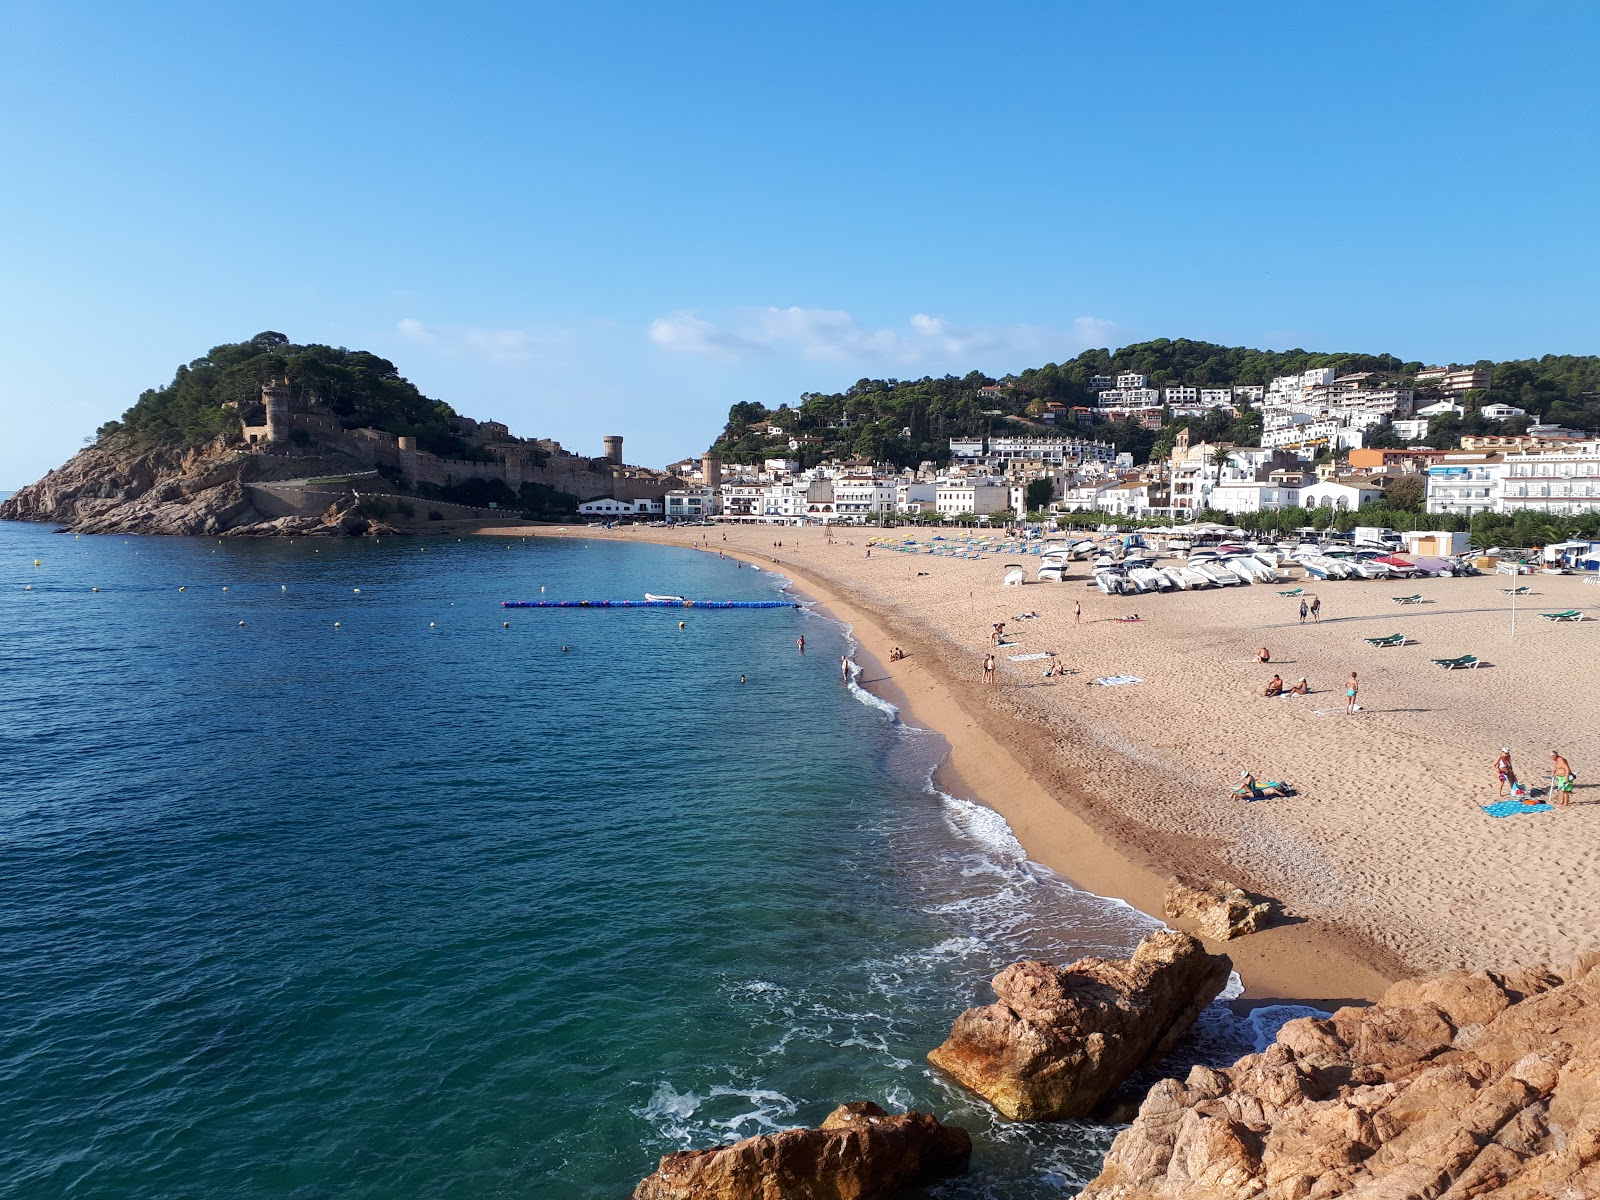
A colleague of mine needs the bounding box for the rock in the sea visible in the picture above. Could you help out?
[1163,877,1273,941]
[630,1101,971,1200]
[927,930,1233,1120]
[1075,957,1600,1199]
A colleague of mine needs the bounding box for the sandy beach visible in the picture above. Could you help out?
[485,523,1598,1004]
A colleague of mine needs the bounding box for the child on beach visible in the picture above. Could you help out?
[1346,671,1359,714]
[982,654,996,684]
[1552,751,1576,807]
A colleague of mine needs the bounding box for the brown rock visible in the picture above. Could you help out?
[629,1101,971,1200]
[926,930,1233,1120]
[1163,877,1273,941]
[1074,954,1600,1199]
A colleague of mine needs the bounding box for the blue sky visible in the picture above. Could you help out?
[2,0,1596,485]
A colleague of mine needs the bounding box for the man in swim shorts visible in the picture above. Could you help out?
[1263,674,1284,697]
[1552,750,1575,807]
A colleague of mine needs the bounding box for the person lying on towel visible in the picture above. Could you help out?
[1234,772,1293,800]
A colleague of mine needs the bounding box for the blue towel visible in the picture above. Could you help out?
[1482,800,1554,818]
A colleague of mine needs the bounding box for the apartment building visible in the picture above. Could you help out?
[1417,366,1493,394]
[935,482,1012,518]
[1498,440,1600,516]
[1425,454,1503,518]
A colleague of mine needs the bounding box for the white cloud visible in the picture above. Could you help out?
[646,307,1116,369]
[396,318,568,363]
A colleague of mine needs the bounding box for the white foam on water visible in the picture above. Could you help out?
[632,1080,801,1148]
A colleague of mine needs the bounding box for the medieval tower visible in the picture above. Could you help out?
[602,435,624,465]
[262,378,293,444]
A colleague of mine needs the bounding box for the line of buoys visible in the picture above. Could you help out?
[502,599,797,609]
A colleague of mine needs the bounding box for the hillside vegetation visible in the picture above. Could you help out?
[98,331,467,456]
[711,338,1600,466]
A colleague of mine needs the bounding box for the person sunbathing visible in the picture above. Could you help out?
[1233,772,1293,800]
[1262,674,1284,697]
[1288,677,1309,695]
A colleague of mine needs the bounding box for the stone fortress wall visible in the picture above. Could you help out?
[239,381,669,504]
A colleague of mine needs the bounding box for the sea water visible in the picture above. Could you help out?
[0,523,1296,1199]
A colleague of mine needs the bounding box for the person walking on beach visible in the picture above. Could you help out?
[1310,596,1322,622]
[1298,599,1308,624]
[1552,750,1575,807]
[1074,600,1082,626]
[1345,670,1359,714]
[1495,747,1517,797]
[982,653,995,685]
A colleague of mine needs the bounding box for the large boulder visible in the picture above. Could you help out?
[630,1102,971,1200]
[927,930,1233,1120]
[1075,958,1600,1199]
[1163,877,1272,941]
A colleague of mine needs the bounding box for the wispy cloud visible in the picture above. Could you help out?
[397,317,569,363]
[647,307,1115,369]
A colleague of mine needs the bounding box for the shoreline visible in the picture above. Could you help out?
[486,523,1406,1008]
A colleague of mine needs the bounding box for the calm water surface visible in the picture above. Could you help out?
[0,522,1283,1199]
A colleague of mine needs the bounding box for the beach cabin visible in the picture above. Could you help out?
[1403,530,1470,558]
[1543,540,1600,572]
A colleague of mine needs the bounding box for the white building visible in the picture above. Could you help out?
[948,437,987,462]
[1199,388,1235,407]
[1480,403,1527,422]
[1417,400,1465,418]
[1425,455,1503,518]
[1163,386,1199,407]
[1391,419,1431,441]
[1087,374,1115,392]
[1097,387,1162,411]
[896,481,938,515]
[935,482,1011,518]
[1115,372,1148,390]
[665,487,720,521]
[833,477,898,522]
[1498,441,1600,516]
[1298,479,1385,512]
[1417,366,1492,394]
[577,496,663,518]
[1234,385,1265,403]
[1208,477,1312,515]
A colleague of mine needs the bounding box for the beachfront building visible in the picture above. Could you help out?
[833,477,898,522]
[1425,454,1504,518]
[1498,440,1600,516]
[665,486,721,521]
[576,496,664,518]
[1208,474,1312,515]
[896,481,938,515]
[1298,479,1385,512]
[935,481,1011,519]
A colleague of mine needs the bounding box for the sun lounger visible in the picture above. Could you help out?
[1499,586,1532,596]
[1392,594,1425,605]
[1365,633,1408,648]
[1276,588,1304,597]
[1539,610,1586,621]
[1431,654,1481,670]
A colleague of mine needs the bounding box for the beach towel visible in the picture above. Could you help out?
[1482,800,1555,818]
[1094,675,1142,686]
[1007,652,1052,662]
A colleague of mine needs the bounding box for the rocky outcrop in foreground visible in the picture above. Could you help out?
[1077,956,1600,1199]
[1164,877,1273,942]
[630,1101,971,1200]
[927,930,1233,1120]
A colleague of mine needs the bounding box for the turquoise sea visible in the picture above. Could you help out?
[0,518,1297,1199]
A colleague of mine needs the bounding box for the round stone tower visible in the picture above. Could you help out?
[701,451,723,489]
[262,378,293,444]
[603,435,624,465]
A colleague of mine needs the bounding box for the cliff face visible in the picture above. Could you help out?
[1076,956,1600,1199]
[0,436,361,535]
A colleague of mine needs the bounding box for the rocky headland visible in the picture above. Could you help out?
[1077,956,1600,1199]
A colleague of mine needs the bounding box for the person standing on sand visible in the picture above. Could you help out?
[1299,599,1308,624]
[1345,670,1359,714]
[982,653,995,684]
[1075,600,1082,626]
[1552,751,1575,807]
[1311,596,1322,622]
[1495,747,1517,797]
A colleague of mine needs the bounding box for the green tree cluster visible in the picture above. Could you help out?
[99,331,469,456]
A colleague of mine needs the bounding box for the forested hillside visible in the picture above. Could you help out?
[710,338,1600,466]
[97,332,467,456]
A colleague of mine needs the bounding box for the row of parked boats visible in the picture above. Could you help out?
[1028,539,1480,596]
